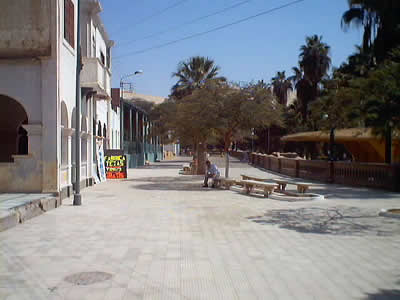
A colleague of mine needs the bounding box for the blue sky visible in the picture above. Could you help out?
[101,0,362,98]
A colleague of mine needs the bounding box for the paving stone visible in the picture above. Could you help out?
[0,157,399,299]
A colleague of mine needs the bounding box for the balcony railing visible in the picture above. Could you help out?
[81,57,111,98]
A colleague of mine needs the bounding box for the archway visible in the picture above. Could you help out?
[0,95,28,162]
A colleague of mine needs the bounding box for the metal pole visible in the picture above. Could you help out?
[73,0,82,206]
[120,81,124,150]
[329,127,335,161]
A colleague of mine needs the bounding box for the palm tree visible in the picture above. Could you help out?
[170,56,224,174]
[342,0,400,62]
[296,35,331,121]
[271,71,292,106]
[171,56,224,99]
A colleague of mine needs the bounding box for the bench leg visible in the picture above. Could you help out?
[244,185,252,194]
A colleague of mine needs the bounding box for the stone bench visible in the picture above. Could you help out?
[240,174,270,182]
[295,182,313,193]
[213,178,241,189]
[240,180,279,198]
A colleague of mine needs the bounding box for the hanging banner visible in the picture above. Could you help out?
[105,150,127,179]
[96,140,107,182]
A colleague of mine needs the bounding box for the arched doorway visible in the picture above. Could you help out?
[0,95,28,162]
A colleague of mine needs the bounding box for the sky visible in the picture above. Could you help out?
[100,0,362,98]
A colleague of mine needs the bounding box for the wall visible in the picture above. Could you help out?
[0,0,64,193]
[0,0,51,58]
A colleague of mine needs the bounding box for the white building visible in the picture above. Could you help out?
[0,0,116,198]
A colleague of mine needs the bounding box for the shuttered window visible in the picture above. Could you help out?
[64,0,75,48]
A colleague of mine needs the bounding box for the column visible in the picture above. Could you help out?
[129,107,133,141]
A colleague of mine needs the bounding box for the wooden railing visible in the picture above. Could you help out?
[298,160,331,182]
[241,152,400,192]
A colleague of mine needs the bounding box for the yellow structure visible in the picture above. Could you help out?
[282,128,400,163]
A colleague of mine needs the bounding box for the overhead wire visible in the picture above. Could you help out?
[117,0,253,47]
[114,0,305,59]
[111,0,190,36]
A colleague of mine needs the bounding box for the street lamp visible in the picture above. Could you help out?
[251,128,255,153]
[119,70,143,150]
[74,0,82,206]
[323,114,335,161]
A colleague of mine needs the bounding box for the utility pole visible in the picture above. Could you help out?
[74,0,82,206]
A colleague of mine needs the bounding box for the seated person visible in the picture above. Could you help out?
[203,160,220,188]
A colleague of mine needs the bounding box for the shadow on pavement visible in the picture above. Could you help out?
[364,289,400,300]
[125,176,201,183]
[297,187,400,200]
[126,175,225,192]
[133,182,224,191]
[247,207,400,236]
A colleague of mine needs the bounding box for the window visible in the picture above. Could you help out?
[100,51,105,65]
[106,47,111,69]
[92,35,96,57]
[64,0,75,48]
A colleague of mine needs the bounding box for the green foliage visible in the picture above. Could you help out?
[170,56,225,99]
[271,71,292,106]
[154,80,283,151]
[342,0,400,62]
[357,49,400,135]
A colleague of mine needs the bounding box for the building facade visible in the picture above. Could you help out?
[0,0,77,193]
[0,0,117,196]
[120,93,164,168]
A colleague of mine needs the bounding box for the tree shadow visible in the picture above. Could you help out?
[133,182,220,191]
[136,164,184,170]
[364,288,400,299]
[247,207,400,236]
[124,176,202,183]
[126,175,225,192]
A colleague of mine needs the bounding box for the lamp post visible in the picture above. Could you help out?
[251,128,255,153]
[74,0,82,206]
[119,71,143,150]
[323,114,335,161]
[385,120,393,164]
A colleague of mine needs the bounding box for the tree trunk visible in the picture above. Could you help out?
[224,137,231,178]
[196,142,207,175]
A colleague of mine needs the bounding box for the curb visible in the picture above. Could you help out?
[0,196,62,232]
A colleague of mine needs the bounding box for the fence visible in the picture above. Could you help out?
[230,151,400,191]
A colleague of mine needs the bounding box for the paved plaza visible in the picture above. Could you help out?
[1,156,400,300]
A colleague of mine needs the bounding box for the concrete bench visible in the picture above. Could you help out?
[272,179,289,191]
[295,182,313,193]
[240,174,270,182]
[213,178,239,189]
[180,163,192,175]
[240,180,278,198]
[271,179,312,193]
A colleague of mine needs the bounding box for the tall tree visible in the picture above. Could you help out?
[170,56,225,99]
[170,56,225,174]
[271,71,293,106]
[297,35,331,122]
[342,0,400,62]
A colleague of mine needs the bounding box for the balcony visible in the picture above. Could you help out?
[0,0,51,58]
[81,57,111,99]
